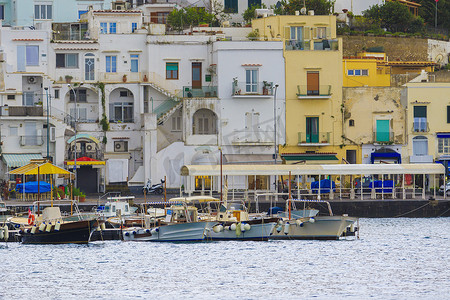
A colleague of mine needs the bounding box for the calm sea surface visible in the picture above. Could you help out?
[1,218,449,300]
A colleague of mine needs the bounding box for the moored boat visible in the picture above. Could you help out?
[270,199,358,240]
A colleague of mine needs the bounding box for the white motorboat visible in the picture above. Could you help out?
[270,199,358,240]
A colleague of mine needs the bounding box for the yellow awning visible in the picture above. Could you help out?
[22,162,72,175]
[8,163,39,175]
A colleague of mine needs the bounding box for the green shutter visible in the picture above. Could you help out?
[166,63,178,71]
[376,120,390,142]
[447,106,450,123]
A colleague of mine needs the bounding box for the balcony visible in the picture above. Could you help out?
[232,130,273,145]
[297,85,332,99]
[373,131,395,144]
[285,39,339,51]
[181,86,218,98]
[298,132,331,146]
[412,121,429,133]
[1,106,43,117]
[232,81,273,98]
[20,135,44,146]
[52,23,90,41]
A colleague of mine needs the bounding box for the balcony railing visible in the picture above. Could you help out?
[232,82,273,97]
[285,39,339,51]
[232,130,273,144]
[0,106,43,117]
[373,131,395,143]
[181,86,218,98]
[52,23,90,41]
[298,132,331,145]
[412,121,429,133]
[20,135,44,146]
[297,85,332,98]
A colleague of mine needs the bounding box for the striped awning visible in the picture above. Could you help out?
[2,153,43,168]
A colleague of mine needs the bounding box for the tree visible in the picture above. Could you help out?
[167,7,216,32]
[363,1,418,33]
[283,0,334,15]
[242,3,267,24]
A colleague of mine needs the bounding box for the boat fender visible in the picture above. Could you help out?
[278,220,283,225]
[240,223,246,232]
[96,226,101,231]
[27,214,36,225]
[19,229,24,234]
[132,231,137,235]
[145,229,151,234]
[276,225,282,232]
[217,225,224,232]
[155,227,159,232]
[151,228,159,235]
[284,223,290,235]
[235,222,242,237]
[31,225,37,234]
[350,224,355,232]
[0,228,3,240]
[3,225,9,241]
[224,226,230,231]
[213,225,221,233]
[46,222,52,232]
[124,232,130,236]
[309,217,315,223]
[296,219,304,227]
[230,223,237,231]
[15,224,20,229]
[39,222,46,232]
[244,223,251,231]
[26,229,31,234]
[54,221,61,231]
[100,223,106,231]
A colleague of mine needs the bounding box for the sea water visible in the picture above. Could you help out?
[0,218,449,299]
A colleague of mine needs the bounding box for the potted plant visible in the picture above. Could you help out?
[65,75,73,83]
[79,192,86,202]
[262,81,271,95]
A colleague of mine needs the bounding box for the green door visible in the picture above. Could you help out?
[376,120,390,142]
[306,117,319,143]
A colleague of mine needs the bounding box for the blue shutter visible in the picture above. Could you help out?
[17,46,25,71]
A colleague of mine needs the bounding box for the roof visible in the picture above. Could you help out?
[2,153,43,168]
[180,164,445,176]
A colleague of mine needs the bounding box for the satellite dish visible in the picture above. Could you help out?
[300,7,307,15]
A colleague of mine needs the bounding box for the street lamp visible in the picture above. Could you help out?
[67,82,83,188]
[44,87,49,159]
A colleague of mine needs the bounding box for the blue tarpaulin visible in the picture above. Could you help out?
[369,180,394,193]
[311,179,336,194]
[370,152,401,164]
[16,181,51,193]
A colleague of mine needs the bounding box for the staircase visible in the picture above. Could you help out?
[44,106,76,133]
[155,99,183,125]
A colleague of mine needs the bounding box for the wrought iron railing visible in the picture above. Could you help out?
[232,81,273,96]
[298,132,331,144]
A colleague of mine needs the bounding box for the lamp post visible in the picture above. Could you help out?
[44,87,49,159]
[273,84,279,164]
[68,82,83,188]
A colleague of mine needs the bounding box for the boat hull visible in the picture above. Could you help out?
[123,221,217,242]
[209,222,277,241]
[20,219,102,244]
[270,216,357,240]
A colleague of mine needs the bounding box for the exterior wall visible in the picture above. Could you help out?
[404,82,450,163]
[214,0,280,24]
[343,87,404,163]
[428,39,450,68]
[253,15,344,161]
[343,58,390,87]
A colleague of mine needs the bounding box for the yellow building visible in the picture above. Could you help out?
[253,15,354,164]
[343,52,391,87]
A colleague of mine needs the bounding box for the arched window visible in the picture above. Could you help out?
[413,136,428,156]
[85,53,95,81]
[193,109,217,135]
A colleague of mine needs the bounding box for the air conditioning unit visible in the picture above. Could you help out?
[27,76,37,84]
[71,144,82,152]
[49,127,56,142]
[112,1,127,10]
[86,142,96,152]
[114,141,128,152]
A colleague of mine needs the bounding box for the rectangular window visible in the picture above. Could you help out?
[132,22,137,32]
[100,22,107,34]
[376,119,390,142]
[7,94,15,100]
[307,71,319,95]
[413,106,427,132]
[106,56,117,72]
[34,4,52,20]
[354,69,361,76]
[17,45,39,67]
[316,27,327,39]
[224,0,238,13]
[70,107,87,122]
[0,5,4,20]
[171,114,181,132]
[306,117,319,143]
[109,23,117,34]
[54,89,60,99]
[245,69,258,93]
[347,70,354,76]
[361,69,369,76]
[130,54,139,72]
[56,53,78,68]
[447,106,450,123]
[166,62,178,79]
[438,138,450,154]
[110,102,134,123]
[10,126,18,136]
[69,89,87,102]
[120,91,129,97]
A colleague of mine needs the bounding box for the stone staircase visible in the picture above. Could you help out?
[45,107,75,134]
[155,99,183,125]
